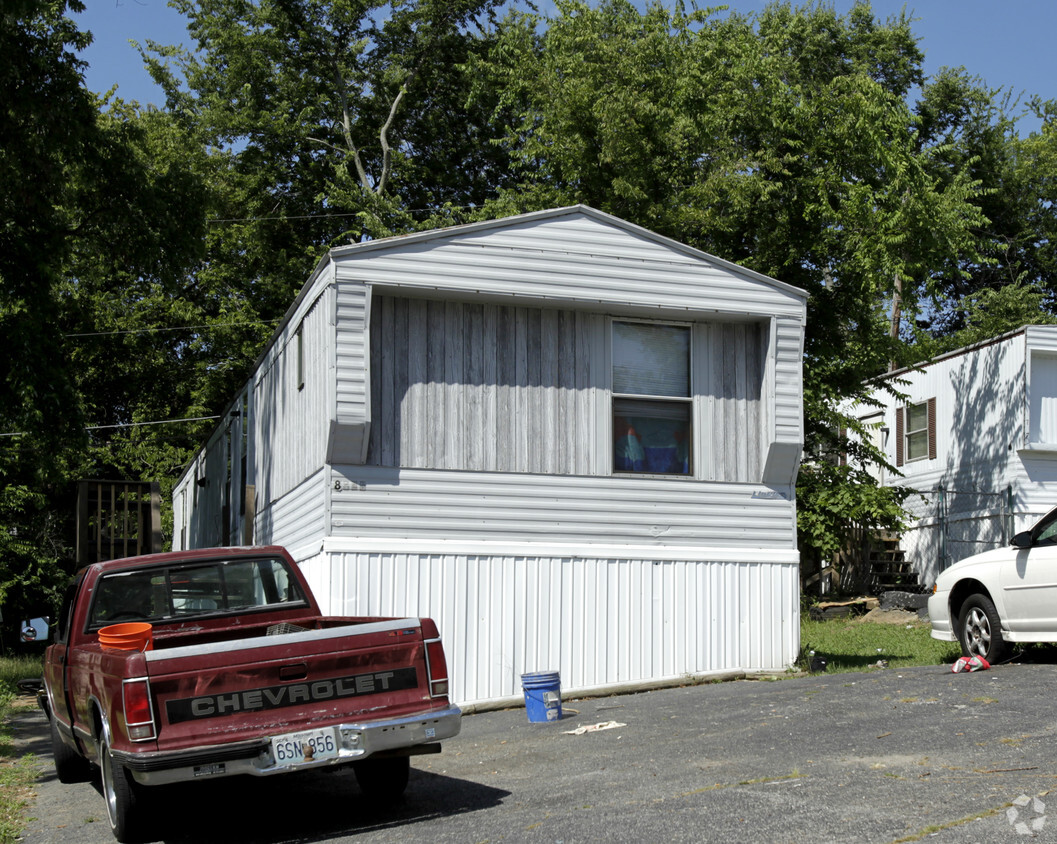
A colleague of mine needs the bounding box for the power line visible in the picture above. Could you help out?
[86,416,222,432]
[208,212,365,224]
[1,415,222,438]
[65,320,279,339]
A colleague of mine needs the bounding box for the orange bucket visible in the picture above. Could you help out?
[98,622,153,652]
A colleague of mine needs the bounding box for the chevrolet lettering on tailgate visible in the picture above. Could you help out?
[167,667,418,722]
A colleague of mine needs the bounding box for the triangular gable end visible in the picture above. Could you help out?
[311,206,806,323]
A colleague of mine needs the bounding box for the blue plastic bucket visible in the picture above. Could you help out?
[521,671,562,722]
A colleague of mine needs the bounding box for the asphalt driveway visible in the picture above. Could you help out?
[14,663,1057,843]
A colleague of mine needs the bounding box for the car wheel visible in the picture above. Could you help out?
[353,756,410,802]
[100,734,150,843]
[958,594,1008,663]
[50,716,91,784]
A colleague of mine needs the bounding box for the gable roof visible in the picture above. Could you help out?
[311,205,808,302]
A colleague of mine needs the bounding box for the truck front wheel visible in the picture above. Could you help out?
[353,756,410,802]
[100,735,150,843]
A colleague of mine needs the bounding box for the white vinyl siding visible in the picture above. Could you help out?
[328,466,796,549]
[304,542,800,707]
[325,209,805,322]
[253,289,331,507]
[864,327,1057,583]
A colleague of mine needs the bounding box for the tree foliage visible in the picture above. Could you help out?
[0,1,209,620]
[144,0,517,294]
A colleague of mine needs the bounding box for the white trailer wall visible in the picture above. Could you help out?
[301,541,800,707]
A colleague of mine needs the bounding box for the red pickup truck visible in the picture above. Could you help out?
[42,546,460,842]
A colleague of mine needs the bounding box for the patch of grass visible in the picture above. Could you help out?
[0,655,43,844]
[800,617,960,674]
[0,657,42,697]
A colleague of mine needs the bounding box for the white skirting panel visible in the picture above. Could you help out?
[299,542,800,707]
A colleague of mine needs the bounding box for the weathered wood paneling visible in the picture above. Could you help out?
[368,296,605,474]
[709,322,767,483]
[368,295,775,482]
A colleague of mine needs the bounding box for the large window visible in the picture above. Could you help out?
[612,321,692,475]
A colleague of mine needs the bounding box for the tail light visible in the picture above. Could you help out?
[421,619,449,699]
[123,678,157,741]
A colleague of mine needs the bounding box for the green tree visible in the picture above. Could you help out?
[142,0,518,331]
[1,0,91,463]
[0,1,210,620]
[1,0,100,618]
[906,79,1057,352]
[58,101,218,529]
[1010,101,1057,307]
[910,68,1033,338]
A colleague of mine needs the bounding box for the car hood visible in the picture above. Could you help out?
[935,546,1013,589]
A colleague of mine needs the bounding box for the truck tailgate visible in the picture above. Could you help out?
[143,618,438,751]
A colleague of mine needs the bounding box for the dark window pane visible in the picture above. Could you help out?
[614,399,691,475]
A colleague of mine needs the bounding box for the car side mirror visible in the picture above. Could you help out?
[19,617,48,643]
[1012,531,1034,549]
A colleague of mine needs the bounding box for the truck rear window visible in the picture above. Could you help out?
[88,556,307,630]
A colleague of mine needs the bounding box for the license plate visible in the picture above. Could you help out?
[271,727,339,767]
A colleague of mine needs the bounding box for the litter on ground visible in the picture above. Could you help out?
[563,720,627,736]
[951,655,990,673]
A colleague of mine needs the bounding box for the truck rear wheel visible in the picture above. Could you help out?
[353,756,410,802]
[100,735,150,843]
[50,716,91,783]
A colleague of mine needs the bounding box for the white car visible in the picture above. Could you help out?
[929,505,1057,663]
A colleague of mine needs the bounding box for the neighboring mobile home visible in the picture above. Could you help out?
[172,206,808,707]
[859,325,1057,587]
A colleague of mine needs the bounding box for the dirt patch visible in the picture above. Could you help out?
[857,608,929,626]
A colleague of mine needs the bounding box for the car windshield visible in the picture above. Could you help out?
[88,556,306,630]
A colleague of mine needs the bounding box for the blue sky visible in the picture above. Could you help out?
[74,1,1057,132]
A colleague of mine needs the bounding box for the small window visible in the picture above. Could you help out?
[296,323,305,391]
[905,402,929,461]
[612,321,692,475]
[897,398,936,465]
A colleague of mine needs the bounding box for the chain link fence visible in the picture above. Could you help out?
[930,484,1014,573]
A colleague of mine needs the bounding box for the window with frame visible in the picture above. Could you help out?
[612,321,692,475]
[897,398,936,465]
[296,323,305,391]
